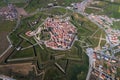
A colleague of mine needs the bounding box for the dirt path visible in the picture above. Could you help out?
[0,62,34,75]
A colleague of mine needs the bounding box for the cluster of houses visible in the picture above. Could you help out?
[0,4,17,21]
[107,32,120,44]
[91,52,118,80]
[44,18,77,50]
[88,14,113,27]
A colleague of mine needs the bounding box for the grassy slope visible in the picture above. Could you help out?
[85,0,120,18]
[25,0,82,13]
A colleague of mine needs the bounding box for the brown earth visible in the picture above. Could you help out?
[0,62,34,75]
[0,32,9,54]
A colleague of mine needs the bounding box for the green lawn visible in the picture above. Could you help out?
[85,1,120,18]
[10,48,35,59]
[0,20,16,32]
[9,40,35,59]
[0,0,7,7]
[116,68,120,78]
[44,7,67,15]
[103,4,120,18]
[112,21,120,30]
[6,0,27,3]
[85,8,100,14]
[67,60,88,80]
[0,0,26,7]
[70,13,102,38]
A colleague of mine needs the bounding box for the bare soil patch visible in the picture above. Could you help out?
[0,32,9,54]
[0,63,34,75]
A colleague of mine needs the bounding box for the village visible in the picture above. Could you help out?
[44,17,77,50]
[0,4,17,21]
[0,0,120,80]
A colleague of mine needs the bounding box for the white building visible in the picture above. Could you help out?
[0,75,16,80]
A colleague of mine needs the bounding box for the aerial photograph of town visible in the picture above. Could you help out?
[0,0,120,80]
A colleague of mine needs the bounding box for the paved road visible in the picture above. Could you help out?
[86,48,94,80]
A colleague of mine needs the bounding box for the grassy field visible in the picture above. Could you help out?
[0,20,16,32]
[25,0,82,12]
[112,21,120,30]
[0,0,27,7]
[116,68,120,78]
[44,7,67,15]
[7,0,27,3]
[9,40,35,59]
[67,59,88,80]
[0,20,16,54]
[85,0,120,18]
[85,8,100,14]
[10,48,34,59]
[0,0,7,7]
[103,0,120,3]
[103,3,120,18]
[70,13,106,48]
